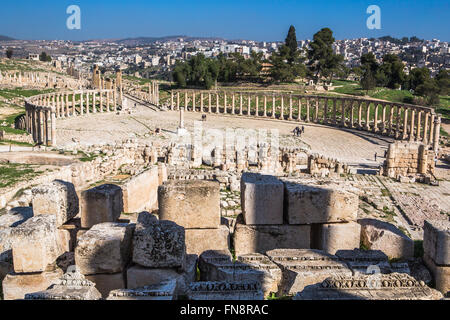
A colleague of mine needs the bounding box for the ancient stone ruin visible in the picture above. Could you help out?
[1,166,447,300]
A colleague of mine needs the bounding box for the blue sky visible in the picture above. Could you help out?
[1,0,449,41]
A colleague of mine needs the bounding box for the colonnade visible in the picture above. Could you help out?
[170,90,442,151]
[25,89,117,146]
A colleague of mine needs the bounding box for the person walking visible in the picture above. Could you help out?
[374,152,378,162]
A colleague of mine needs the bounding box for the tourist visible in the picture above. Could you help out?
[374,152,377,161]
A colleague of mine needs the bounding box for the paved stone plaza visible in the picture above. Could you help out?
[55,104,391,168]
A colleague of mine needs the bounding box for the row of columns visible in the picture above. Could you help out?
[25,89,118,146]
[170,91,441,151]
[25,104,56,146]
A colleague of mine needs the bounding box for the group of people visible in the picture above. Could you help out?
[293,126,305,137]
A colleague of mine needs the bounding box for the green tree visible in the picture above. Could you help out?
[377,54,406,89]
[39,52,52,62]
[435,69,450,96]
[407,67,430,91]
[360,68,377,94]
[415,79,440,106]
[285,25,298,63]
[307,28,343,82]
[6,48,13,59]
[360,53,378,73]
[269,26,306,83]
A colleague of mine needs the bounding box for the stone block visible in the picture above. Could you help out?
[1,210,34,281]
[0,207,33,228]
[107,280,176,300]
[122,166,159,214]
[81,184,123,228]
[11,215,64,273]
[198,250,234,281]
[233,223,310,256]
[423,254,450,296]
[294,273,443,300]
[2,269,63,300]
[132,218,185,268]
[32,180,79,226]
[75,222,134,275]
[359,218,414,260]
[266,249,352,295]
[335,249,391,275]
[25,266,102,300]
[158,180,220,229]
[127,255,196,296]
[423,219,450,265]
[185,226,230,255]
[241,172,284,225]
[311,222,361,255]
[86,273,126,298]
[188,281,264,300]
[228,253,282,296]
[284,182,358,224]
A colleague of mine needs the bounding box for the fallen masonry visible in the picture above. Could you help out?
[0,166,448,300]
[293,273,443,300]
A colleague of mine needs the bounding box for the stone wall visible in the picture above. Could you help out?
[381,141,435,179]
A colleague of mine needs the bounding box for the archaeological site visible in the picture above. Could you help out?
[0,5,449,306]
[0,61,448,302]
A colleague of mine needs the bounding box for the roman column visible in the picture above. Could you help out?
[433,115,441,152]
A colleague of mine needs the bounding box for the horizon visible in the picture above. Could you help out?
[0,0,449,42]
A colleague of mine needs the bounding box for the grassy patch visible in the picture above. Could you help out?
[0,140,33,147]
[266,293,292,300]
[0,163,41,188]
[0,88,54,100]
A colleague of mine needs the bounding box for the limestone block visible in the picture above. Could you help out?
[107,280,176,300]
[158,180,220,229]
[423,219,450,265]
[233,223,310,256]
[266,249,352,295]
[188,281,264,300]
[0,207,33,228]
[11,215,64,273]
[86,273,125,298]
[284,182,358,224]
[359,219,414,260]
[132,219,186,268]
[81,184,123,228]
[311,222,361,255]
[294,273,443,300]
[122,166,159,213]
[230,253,282,296]
[1,209,33,281]
[335,249,391,275]
[25,266,102,300]
[198,250,234,281]
[127,255,196,296]
[75,222,134,275]
[2,269,63,300]
[0,229,14,281]
[241,172,284,225]
[185,225,230,255]
[32,180,79,226]
[423,254,450,296]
